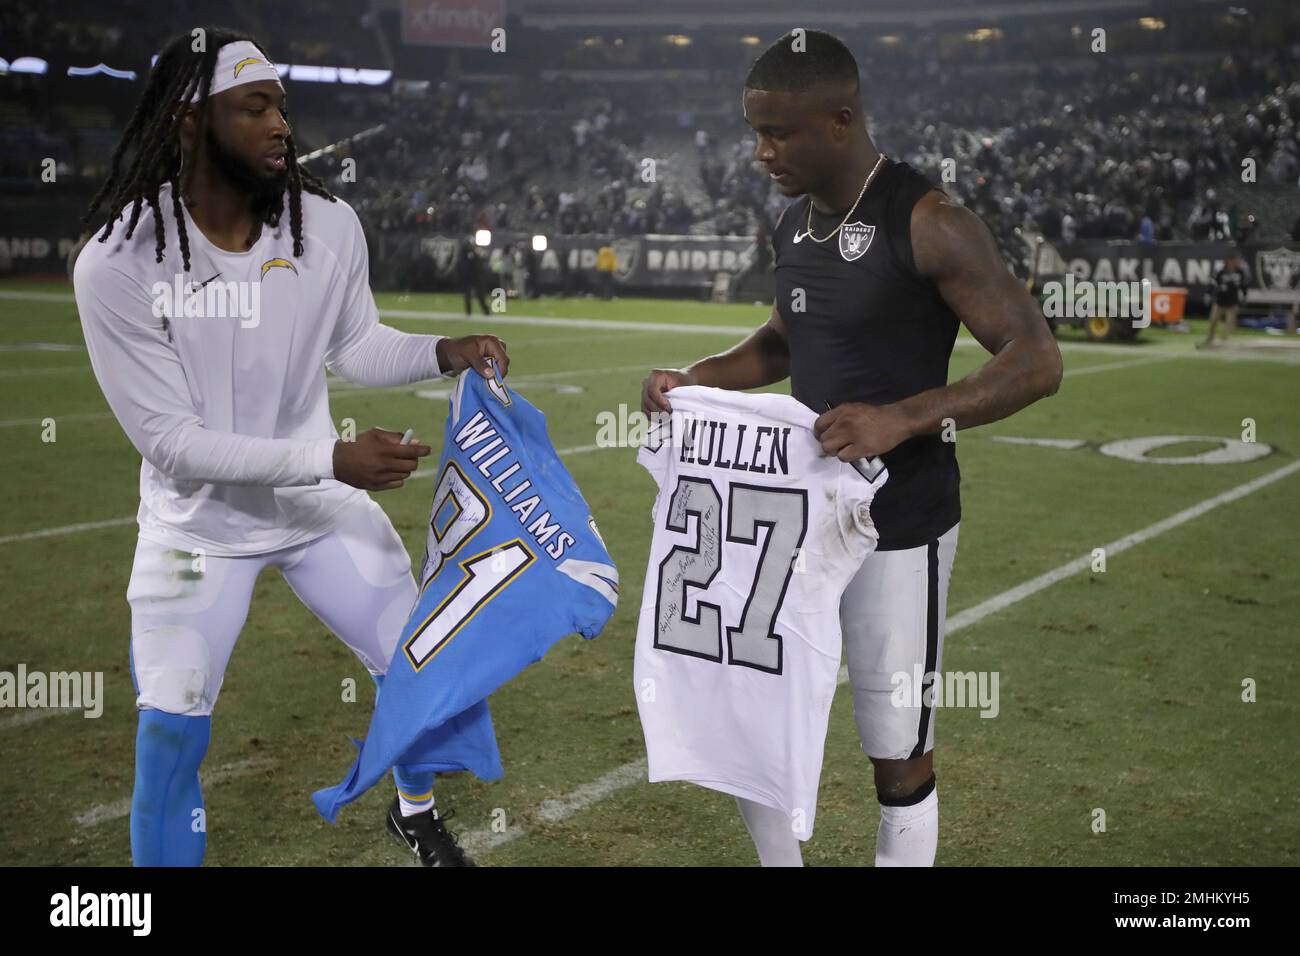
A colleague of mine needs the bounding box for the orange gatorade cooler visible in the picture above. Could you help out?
[1150,287,1187,325]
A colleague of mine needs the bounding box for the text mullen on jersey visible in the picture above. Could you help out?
[664,410,794,475]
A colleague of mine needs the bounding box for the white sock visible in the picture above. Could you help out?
[397,787,435,818]
[875,779,938,867]
[736,797,804,867]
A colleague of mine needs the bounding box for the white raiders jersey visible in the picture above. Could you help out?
[633,385,888,840]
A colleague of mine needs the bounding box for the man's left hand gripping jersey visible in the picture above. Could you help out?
[314,370,619,822]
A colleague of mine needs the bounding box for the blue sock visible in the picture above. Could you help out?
[371,674,436,805]
[131,709,210,867]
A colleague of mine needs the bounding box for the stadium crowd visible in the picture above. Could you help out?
[3,0,1296,255]
[326,52,1299,254]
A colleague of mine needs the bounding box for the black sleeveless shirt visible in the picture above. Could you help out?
[772,159,960,550]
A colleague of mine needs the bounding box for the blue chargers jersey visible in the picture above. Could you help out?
[314,369,619,822]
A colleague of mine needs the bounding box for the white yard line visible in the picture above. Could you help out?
[0,291,78,304]
[0,366,88,378]
[7,289,1281,360]
[463,760,650,856]
[0,516,137,545]
[453,456,1300,856]
[75,758,276,828]
[944,457,1300,632]
[0,411,115,429]
[1061,355,1176,377]
[379,307,754,336]
[0,707,83,731]
[0,289,756,337]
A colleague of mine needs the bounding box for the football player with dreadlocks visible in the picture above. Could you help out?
[73,27,504,867]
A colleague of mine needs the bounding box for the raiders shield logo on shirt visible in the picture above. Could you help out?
[839,222,875,262]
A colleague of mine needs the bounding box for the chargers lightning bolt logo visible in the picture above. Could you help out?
[234,57,267,78]
[259,258,297,279]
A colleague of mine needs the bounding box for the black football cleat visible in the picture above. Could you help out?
[386,798,476,867]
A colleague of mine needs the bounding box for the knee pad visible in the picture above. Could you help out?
[131,624,214,716]
[877,773,937,807]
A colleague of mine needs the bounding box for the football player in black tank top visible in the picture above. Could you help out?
[641,30,1062,867]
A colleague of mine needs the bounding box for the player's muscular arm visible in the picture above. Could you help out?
[641,305,790,414]
[901,194,1062,433]
[815,193,1061,460]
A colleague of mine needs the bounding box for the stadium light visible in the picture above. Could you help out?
[532,235,548,252]
[0,57,49,75]
[67,63,137,80]
[475,230,492,247]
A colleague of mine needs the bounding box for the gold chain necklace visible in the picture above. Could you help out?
[804,152,887,243]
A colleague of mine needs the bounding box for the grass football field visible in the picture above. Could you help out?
[1,278,1297,866]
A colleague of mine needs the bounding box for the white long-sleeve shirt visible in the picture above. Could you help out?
[74,183,450,556]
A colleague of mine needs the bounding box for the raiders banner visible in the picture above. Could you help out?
[418,233,759,294]
[1033,240,1300,299]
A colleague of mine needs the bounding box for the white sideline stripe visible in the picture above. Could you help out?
[0,707,82,730]
[380,307,754,337]
[1061,355,1175,376]
[0,366,88,378]
[0,289,756,336]
[0,411,115,429]
[75,758,275,828]
[454,456,1300,856]
[0,516,136,545]
[5,288,1295,365]
[0,291,75,303]
[991,436,1088,449]
[944,457,1300,633]
[461,759,649,856]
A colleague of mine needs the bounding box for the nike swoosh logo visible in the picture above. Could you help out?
[187,272,222,293]
[390,811,420,852]
[792,231,808,244]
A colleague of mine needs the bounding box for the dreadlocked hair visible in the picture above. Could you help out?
[82,26,336,271]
